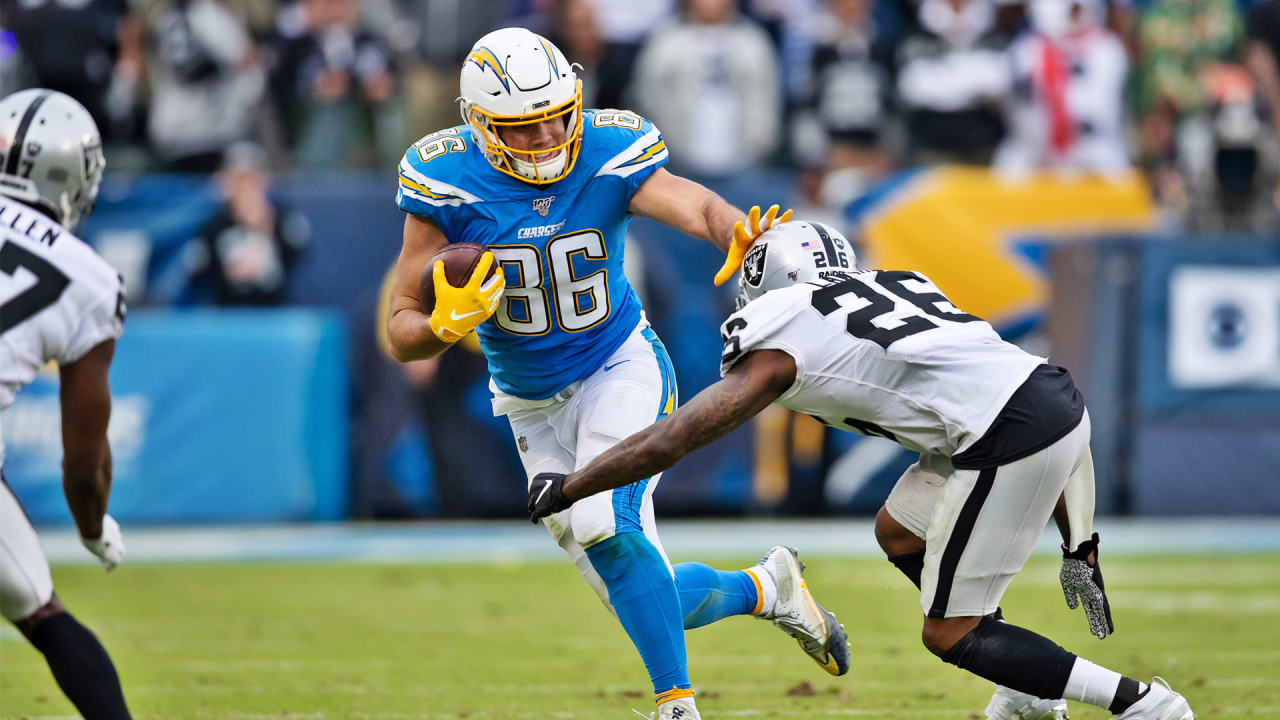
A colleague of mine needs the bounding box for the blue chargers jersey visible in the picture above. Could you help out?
[396,109,669,400]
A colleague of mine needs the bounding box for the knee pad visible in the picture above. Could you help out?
[941,616,1076,700]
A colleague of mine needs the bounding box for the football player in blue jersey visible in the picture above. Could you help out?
[385,28,848,719]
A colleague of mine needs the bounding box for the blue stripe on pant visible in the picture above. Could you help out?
[610,327,677,534]
[586,326,691,699]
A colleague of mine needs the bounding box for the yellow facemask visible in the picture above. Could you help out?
[465,80,584,186]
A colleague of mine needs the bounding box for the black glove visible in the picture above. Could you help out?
[1060,532,1114,639]
[528,472,572,523]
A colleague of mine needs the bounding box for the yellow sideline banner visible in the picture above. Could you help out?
[856,166,1157,328]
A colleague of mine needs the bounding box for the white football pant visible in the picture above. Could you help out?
[1,474,55,621]
[885,411,1094,618]
[492,318,678,611]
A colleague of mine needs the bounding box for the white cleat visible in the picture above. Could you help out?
[752,546,851,676]
[985,684,1069,719]
[633,697,700,720]
[1112,678,1193,720]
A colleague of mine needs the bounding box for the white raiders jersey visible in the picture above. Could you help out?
[719,270,1045,457]
[0,195,124,463]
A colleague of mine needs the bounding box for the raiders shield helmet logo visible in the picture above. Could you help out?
[742,243,768,287]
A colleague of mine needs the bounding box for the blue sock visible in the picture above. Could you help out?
[586,532,690,698]
[673,562,759,629]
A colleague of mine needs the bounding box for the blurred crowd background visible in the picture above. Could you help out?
[4,0,1280,227]
[2,0,1277,526]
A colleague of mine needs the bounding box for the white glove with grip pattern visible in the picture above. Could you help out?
[1061,532,1113,639]
[81,514,125,571]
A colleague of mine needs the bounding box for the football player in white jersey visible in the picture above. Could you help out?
[0,89,133,719]
[530,221,1196,720]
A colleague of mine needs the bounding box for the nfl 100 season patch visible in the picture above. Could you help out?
[532,196,555,216]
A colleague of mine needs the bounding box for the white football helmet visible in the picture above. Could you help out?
[0,89,105,232]
[736,221,858,309]
[459,28,582,185]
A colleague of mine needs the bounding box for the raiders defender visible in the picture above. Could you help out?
[530,221,1195,720]
[0,89,132,719]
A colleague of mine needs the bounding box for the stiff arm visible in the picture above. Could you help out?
[628,167,744,253]
[560,349,798,502]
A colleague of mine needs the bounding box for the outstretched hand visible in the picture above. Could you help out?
[713,204,793,286]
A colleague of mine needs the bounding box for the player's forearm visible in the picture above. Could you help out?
[63,446,110,539]
[1053,493,1070,546]
[564,364,778,501]
[1062,457,1096,551]
[563,420,690,502]
[701,192,746,254]
[387,308,453,362]
[630,170,744,251]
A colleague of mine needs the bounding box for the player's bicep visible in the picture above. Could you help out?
[58,338,115,473]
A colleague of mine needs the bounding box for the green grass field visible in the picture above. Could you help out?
[2,553,1278,719]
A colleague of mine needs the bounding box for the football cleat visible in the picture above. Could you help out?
[633,697,700,720]
[753,546,851,676]
[1111,678,1193,720]
[985,685,1069,719]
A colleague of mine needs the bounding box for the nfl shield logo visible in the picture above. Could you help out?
[518,436,529,453]
[532,196,555,216]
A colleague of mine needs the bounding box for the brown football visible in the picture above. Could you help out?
[418,242,498,314]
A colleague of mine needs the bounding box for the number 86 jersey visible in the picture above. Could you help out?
[396,110,669,400]
[719,271,1046,458]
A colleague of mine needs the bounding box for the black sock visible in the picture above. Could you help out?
[1109,677,1147,713]
[887,551,924,588]
[889,551,1005,621]
[29,612,132,720]
[940,616,1076,700]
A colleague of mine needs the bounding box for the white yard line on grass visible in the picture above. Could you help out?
[1109,590,1280,614]
[33,518,1280,565]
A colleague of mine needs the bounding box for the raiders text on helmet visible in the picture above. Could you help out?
[0,89,105,232]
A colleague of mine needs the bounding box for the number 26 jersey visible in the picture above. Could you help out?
[395,110,669,400]
[719,271,1045,458]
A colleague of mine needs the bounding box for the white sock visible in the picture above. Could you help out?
[657,695,698,718]
[1063,657,1144,709]
[744,567,777,616]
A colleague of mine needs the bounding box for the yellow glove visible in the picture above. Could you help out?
[428,252,505,343]
[713,204,793,286]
